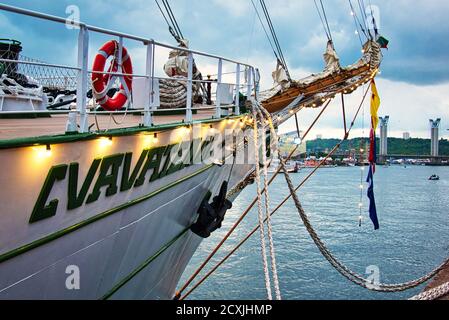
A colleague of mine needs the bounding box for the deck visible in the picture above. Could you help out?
[0,109,217,141]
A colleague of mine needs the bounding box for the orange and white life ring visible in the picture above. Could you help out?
[92,40,133,111]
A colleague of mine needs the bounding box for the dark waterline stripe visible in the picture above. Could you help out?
[0,164,214,264]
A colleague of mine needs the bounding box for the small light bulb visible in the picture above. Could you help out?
[45,144,52,157]
[99,137,113,148]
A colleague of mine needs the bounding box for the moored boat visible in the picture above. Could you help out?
[0,2,383,300]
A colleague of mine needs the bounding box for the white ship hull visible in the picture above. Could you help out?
[0,125,254,300]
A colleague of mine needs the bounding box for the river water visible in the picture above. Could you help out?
[180,165,449,300]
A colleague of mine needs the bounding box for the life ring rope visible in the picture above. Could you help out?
[91,40,133,111]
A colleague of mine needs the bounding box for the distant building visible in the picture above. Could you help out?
[278,131,306,157]
[403,132,410,140]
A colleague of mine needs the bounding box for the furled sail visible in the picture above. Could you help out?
[261,40,383,114]
[323,40,340,73]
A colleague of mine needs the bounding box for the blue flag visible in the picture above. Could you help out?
[366,164,380,230]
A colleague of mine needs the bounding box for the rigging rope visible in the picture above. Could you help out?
[357,0,372,40]
[255,95,449,294]
[252,106,274,300]
[367,0,379,38]
[250,0,280,63]
[349,0,369,41]
[250,0,291,82]
[255,106,282,300]
[178,98,333,300]
[314,0,331,42]
[155,0,184,44]
[181,80,449,299]
[259,0,289,73]
[315,0,333,43]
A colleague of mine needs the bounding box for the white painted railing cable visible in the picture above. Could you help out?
[410,282,449,300]
[253,99,449,293]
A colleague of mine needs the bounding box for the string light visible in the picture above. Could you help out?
[34,144,52,159]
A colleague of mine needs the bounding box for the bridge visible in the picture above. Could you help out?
[384,154,449,164]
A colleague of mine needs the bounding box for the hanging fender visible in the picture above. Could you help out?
[91,40,133,111]
[191,181,232,238]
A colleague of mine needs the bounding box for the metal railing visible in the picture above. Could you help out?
[0,3,257,133]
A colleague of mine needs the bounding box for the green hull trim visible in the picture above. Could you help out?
[0,164,214,264]
[101,228,190,300]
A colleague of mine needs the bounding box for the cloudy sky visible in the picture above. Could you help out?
[1,0,448,139]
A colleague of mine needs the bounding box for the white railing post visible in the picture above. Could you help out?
[186,52,193,123]
[246,66,253,101]
[76,25,89,133]
[215,58,223,119]
[254,68,260,98]
[235,63,240,115]
[143,41,154,126]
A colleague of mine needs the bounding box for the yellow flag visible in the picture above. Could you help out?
[370,80,381,129]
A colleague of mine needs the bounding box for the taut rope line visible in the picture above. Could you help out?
[256,98,449,294]
[252,106,273,300]
[176,99,332,300]
[255,106,282,300]
[179,88,366,300]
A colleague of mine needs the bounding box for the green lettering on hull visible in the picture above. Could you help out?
[68,159,101,210]
[87,154,125,204]
[29,139,220,224]
[29,164,68,223]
